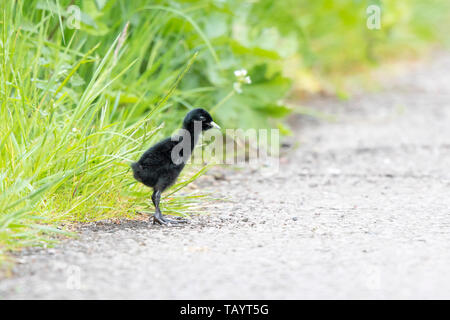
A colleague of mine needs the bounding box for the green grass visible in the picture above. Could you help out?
[0,1,212,267]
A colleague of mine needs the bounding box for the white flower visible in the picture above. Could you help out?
[233,68,251,93]
[72,128,78,132]
[234,69,247,77]
[233,69,252,93]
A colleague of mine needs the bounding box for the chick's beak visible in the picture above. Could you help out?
[210,121,221,130]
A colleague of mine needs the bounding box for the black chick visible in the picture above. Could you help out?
[131,108,220,225]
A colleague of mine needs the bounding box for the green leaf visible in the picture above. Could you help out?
[252,104,292,118]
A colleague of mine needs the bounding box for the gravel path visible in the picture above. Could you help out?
[1,53,450,299]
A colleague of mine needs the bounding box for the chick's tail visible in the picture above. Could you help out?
[131,162,144,182]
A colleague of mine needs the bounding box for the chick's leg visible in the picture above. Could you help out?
[151,190,187,225]
[151,189,164,224]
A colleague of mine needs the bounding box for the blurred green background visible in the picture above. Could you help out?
[1,0,449,266]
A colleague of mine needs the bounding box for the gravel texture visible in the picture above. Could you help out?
[1,52,450,299]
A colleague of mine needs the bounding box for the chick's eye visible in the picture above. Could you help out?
[199,116,206,121]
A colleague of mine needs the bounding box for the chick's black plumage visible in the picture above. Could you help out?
[132,108,219,225]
